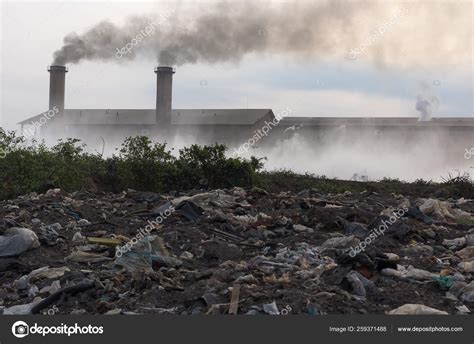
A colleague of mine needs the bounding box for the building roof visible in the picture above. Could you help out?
[18,112,50,125]
[278,116,474,127]
[18,110,474,127]
[172,109,273,125]
[18,109,274,126]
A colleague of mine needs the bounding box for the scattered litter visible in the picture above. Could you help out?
[433,276,454,290]
[176,201,204,222]
[0,187,472,314]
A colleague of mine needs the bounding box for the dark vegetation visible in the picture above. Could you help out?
[258,171,473,199]
[0,129,472,200]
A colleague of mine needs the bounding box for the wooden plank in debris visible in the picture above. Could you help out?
[229,284,241,315]
[87,237,121,246]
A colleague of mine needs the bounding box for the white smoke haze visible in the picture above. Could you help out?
[415,81,440,121]
[52,0,472,70]
[256,129,474,182]
[54,122,474,183]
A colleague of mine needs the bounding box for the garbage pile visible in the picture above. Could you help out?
[0,187,473,315]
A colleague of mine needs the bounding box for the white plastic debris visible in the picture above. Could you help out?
[456,246,474,261]
[388,304,448,315]
[3,298,43,315]
[456,305,471,314]
[27,266,70,282]
[293,224,314,233]
[419,198,473,221]
[72,232,85,244]
[381,265,439,281]
[442,237,467,250]
[263,301,280,315]
[321,235,359,249]
[0,227,40,257]
[384,253,400,261]
[458,261,474,273]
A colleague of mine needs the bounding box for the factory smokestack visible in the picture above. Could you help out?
[48,65,67,113]
[154,66,174,125]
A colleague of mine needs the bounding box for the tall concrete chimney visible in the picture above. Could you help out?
[154,66,174,125]
[48,65,67,113]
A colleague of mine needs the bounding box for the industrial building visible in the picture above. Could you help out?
[19,66,275,147]
[19,65,474,159]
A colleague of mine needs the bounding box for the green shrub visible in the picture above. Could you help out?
[0,132,262,199]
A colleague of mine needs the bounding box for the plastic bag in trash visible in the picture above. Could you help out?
[0,227,40,257]
[115,235,183,272]
[115,236,154,272]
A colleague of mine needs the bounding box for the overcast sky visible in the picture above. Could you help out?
[1,0,473,131]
